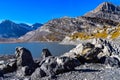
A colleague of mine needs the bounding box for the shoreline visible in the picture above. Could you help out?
[0,55,120,80]
[0,39,120,80]
[0,40,60,44]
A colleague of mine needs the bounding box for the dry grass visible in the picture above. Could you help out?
[110,29,120,39]
[70,24,120,40]
[94,31,108,39]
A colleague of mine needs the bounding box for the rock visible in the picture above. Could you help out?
[15,47,34,67]
[57,57,80,72]
[95,43,104,49]
[83,43,95,49]
[0,70,4,78]
[62,38,120,64]
[24,78,30,80]
[62,38,120,63]
[37,55,80,78]
[31,68,46,80]
[63,43,95,58]
[85,2,120,22]
[83,47,103,61]
[4,62,16,74]
[41,48,52,59]
[82,40,114,62]
[0,55,16,61]
[91,38,115,55]
[33,49,52,68]
[0,59,17,74]
[40,56,57,77]
[100,45,110,57]
[9,59,16,62]
[62,52,77,59]
[104,56,120,67]
[63,42,100,60]
[62,43,84,58]
[0,61,5,65]
[16,66,35,77]
[91,38,102,45]
[15,47,36,77]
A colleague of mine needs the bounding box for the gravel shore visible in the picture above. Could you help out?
[1,38,120,80]
[36,63,120,80]
[0,56,120,80]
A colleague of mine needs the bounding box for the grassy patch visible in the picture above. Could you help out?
[70,24,120,40]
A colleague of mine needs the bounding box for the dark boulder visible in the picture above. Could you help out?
[15,47,34,67]
[104,56,120,67]
[34,48,52,67]
[38,56,80,77]
[98,56,120,67]
[34,48,52,68]
[56,57,80,72]
[0,59,17,74]
[15,47,36,77]
[30,54,81,79]
[40,56,57,77]
[82,47,103,63]
[31,68,46,80]
[16,66,36,77]
[98,56,106,64]
[2,62,16,74]
[83,43,95,49]
[41,48,52,59]
[76,56,86,64]
[0,70,4,78]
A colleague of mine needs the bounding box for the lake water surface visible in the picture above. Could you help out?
[0,42,75,58]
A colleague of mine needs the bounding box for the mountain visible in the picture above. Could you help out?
[18,2,120,42]
[0,20,42,38]
[19,23,33,31]
[85,2,120,22]
[19,16,118,42]
[32,23,43,30]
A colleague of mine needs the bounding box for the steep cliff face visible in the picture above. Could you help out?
[85,2,120,22]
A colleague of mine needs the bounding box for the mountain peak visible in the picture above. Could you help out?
[93,2,117,13]
[85,2,120,22]
[0,20,42,38]
[101,2,113,6]
[2,20,13,23]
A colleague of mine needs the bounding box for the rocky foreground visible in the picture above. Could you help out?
[0,38,120,80]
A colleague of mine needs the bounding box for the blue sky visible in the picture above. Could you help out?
[0,0,120,24]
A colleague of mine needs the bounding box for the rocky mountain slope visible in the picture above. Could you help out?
[19,16,118,42]
[19,2,120,42]
[61,23,120,44]
[0,20,42,38]
[85,2,120,22]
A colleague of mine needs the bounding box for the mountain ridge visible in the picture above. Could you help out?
[19,16,119,42]
[85,2,120,22]
[2,2,120,42]
[0,20,42,38]
[19,2,120,42]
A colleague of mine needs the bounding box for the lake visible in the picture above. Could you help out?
[0,42,75,58]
